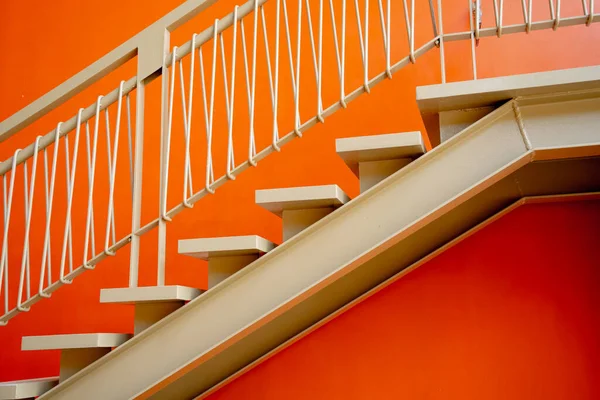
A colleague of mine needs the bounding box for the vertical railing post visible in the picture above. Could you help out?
[128,78,145,288]
[157,31,172,287]
[129,27,171,288]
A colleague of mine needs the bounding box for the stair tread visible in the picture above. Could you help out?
[179,235,275,260]
[22,333,131,351]
[416,65,600,113]
[100,285,202,305]
[336,132,425,167]
[0,377,58,399]
[256,185,350,216]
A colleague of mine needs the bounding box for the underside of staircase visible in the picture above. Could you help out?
[0,66,592,400]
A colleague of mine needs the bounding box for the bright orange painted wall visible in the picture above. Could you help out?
[0,0,599,384]
[208,200,600,400]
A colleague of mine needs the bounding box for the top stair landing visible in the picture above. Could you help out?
[417,65,600,146]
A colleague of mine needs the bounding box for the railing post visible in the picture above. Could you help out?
[129,27,171,287]
[157,31,172,287]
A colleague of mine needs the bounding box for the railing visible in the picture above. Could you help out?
[0,0,598,325]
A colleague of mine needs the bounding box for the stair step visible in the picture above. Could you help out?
[179,236,276,288]
[22,333,130,351]
[336,132,425,193]
[256,185,350,241]
[100,286,203,335]
[0,377,58,400]
[100,285,201,304]
[179,235,275,259]
[22,334,131,382]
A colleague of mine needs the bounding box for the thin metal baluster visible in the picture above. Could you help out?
[260,4,278,150]
[386,0,391,78]
[273,0,282,150]
[294,0,303,136]
[104,108,117,243]
[162,47,178,222]
[305,0,321,109]
[226,7,239,179]
[206,21,219,193]
[438,0,446,82]
[19,143,38,305]
[365,0,370,90]
[341,0,346,105]
[409,0,414,63]
[1,174,8,314]
[178,55,194,197]
[83,97,103,269]
[587,0,594,25]
[63,133,74,273]
[468,0,478,79]
[582,0,589,18]
[183,34,197,207]
[126,94,134,202]
[60,109,83,282]
[476,0,481,38]
[499,0,504,36]
[41,148,52,288]
[317,0,325,120]
[354,0,367,72]
[527,0,533,32]
[198,47,215,190]
[84,120,96,258]
[553,0,560,29]
[104,82,125,255]
[282,0,301,124]
[38,123,62,295]
[328,0,342,85]
[520,0,528,25]
[402,0,412,61]
[249,0,259,164]
[0,150,20,312]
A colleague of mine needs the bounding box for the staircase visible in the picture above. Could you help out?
[1,0,599,397]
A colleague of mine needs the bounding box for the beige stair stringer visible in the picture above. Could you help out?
[197,190,600,399]
[38,90,600,400]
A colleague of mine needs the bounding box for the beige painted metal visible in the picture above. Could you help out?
[22,334,130,351]
[22,333,130,383]
[417,65,600,114]
[255,185,350,216]
[59,349,111,382]
[357,159,413,193]
[418,66,600,145]
[0,378,58,400]
[257,185,350,240]
[100,286,202,335]
[178,236,275,259]
[439,107,495,142]
[179,236,276,288]
[133,303,184,336]
[336,132,424,170]
[196,192,600,399]
[207,255,260,288]
[100,286,201,304]
[36,90,600,399]
[336,132,425,192]
[282,208,334,241]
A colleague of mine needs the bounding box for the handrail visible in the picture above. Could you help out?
[0,0,598,325]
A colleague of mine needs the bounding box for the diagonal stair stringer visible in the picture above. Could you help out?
[40,89,600,399]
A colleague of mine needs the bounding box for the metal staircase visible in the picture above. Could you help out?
[0,0,599,398]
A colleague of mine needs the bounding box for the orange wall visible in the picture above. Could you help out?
[0,0,600,384]
[208,199,600,400]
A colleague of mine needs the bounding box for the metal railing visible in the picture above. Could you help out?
[0,0,598,325]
